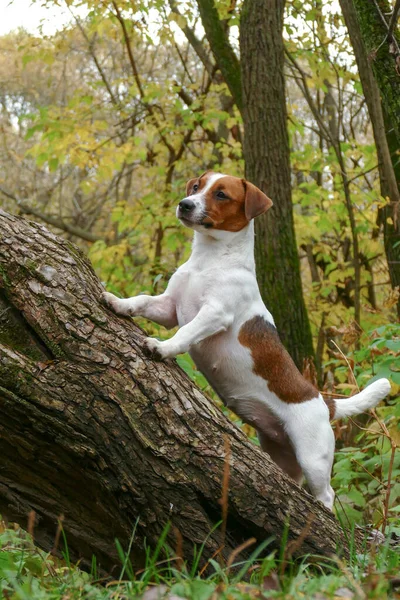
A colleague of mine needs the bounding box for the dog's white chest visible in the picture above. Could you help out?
[171,262,221,327]
[170,268,204,326]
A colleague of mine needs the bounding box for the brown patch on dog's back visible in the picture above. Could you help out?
[238,316,318,403]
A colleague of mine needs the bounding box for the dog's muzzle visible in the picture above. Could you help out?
[177,197,211,228]
[177,198,196,223]
[178,199,195,214]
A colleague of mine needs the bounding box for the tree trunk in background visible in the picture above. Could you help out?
[0,211,355,571]
[240,0,315,366]
[352,0,400,158]
[340,0,400,317]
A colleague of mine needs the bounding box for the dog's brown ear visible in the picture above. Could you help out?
[243,180,273,220]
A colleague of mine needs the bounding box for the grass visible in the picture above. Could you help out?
[1,517,399,599]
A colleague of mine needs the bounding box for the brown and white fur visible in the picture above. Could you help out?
[102,172,391,509]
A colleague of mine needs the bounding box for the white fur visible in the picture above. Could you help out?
[102,175,391,510]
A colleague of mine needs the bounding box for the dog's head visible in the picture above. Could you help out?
[176,172,273,234]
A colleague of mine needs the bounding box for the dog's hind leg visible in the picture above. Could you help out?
[227,398,304,483]
[285,400,335,509]
[258,429,303,484]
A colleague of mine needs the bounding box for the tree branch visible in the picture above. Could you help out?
[111,0,177,157]
[0,210,357,570]
[388,0,400,40]
[196,0,242,112]
[68,7,119,106]
[168,0,215,76]
[0,186,102,243]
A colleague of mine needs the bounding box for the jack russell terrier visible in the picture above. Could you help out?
[102,172,391,509]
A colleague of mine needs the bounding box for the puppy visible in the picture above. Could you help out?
[103,172,391,508]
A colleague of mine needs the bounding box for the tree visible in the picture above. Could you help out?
[196,0,315,368]
[339,0,400,317]
[0,16,242,297]
[240,0,315,366]
[0,209,356,569]
[1,1,397,362]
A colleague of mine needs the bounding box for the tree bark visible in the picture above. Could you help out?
[340,0,400,318]
[240,0,315,366]
[350,0,400,161]
[196,0,243,113]
[0,210,354,571]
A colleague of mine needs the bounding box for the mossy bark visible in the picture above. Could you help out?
[240,0,315,367]
[196,0,243,112]
[341,0,400,317]
[0,210,355,571]
[352,0,400,164]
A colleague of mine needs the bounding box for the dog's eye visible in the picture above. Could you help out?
[216,191,227,199]
[193,184,199,192]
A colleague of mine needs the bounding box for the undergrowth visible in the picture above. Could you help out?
[1,518,399,599]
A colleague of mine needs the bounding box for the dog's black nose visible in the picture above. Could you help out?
[179,199,195,213]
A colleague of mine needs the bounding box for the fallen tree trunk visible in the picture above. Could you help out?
[0,209,357,571]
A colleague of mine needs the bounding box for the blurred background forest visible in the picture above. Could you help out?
[0,0,399,530]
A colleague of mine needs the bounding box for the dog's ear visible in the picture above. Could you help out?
[243,180,273,220]
[185,177,198,196]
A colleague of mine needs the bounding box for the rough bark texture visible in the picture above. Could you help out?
[0,210,354,571]
[240,0,315,367]
[340,0,400,318]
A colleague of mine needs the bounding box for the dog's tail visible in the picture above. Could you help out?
[329,378,391,420]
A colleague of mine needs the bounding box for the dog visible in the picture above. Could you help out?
[102,171,391,509]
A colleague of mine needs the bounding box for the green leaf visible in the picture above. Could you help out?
[48,157,59,172]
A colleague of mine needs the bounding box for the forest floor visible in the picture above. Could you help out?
[1,517,399,600]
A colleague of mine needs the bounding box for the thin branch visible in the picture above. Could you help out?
[111,0,176,157]
[329,340,360,392]
[0,187,103,243]
[285,48,362,324]
[196,0,242,111]
[372,0,400,55]
[388,0,400,39]
[67,5,118,106]
[347,163,380,183]
[168,0,215,76]
[285,50,334,146]
[174,40,195,84]
[111,1,144,97]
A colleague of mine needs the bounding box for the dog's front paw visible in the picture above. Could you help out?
[142,337,176,361]
[142,337,165,361]
[101,292,130,316]
[101,291,119,310]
